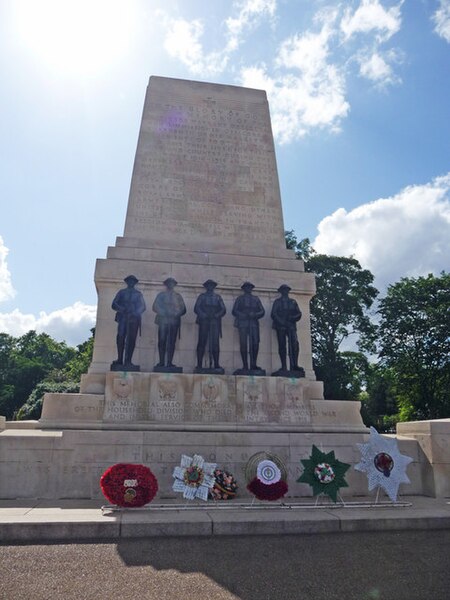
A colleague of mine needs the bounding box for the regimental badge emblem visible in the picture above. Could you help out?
[244,382,261,403]
[158,380,178,402]
[113,377,133,399]
[202,380,219,402]
[285,382,305,405]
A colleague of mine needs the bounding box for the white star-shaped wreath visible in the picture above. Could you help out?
[172,454,217,501]
[355,427,413,502]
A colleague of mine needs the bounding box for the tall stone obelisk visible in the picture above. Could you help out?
[82,76,319,392]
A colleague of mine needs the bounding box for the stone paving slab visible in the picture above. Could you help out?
[0,496,449,543]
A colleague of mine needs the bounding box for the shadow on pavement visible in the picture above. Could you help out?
[116,530,450,600]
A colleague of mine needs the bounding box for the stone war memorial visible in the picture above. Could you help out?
[0,77,446,502]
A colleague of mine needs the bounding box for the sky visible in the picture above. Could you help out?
[0,0,449,347]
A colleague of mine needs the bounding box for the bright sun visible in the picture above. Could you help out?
[14,0,137,76]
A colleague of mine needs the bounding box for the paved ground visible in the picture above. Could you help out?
[1,530,449,600]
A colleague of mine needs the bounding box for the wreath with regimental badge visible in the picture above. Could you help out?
[100,463,158,507]
[297,445,350,502]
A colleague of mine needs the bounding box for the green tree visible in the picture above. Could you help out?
[285,231,378,400]
[0,330,76,419]
[360,365,398,431]
[13,330,95,421]
[16,380,80,421]
[0,334,15,415]
[306,254,378,399]
[378,272,450,420]
[64,328,95,382]
[285,230,315,261]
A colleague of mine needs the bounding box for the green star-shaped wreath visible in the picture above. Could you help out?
[297,445,350,502]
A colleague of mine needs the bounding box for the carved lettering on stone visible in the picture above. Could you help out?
[149,377,185,422]
[104,376,147,422]
[279,380,314,425]
[191,376,235,423]
[124,78,285,249]
[242,379,269,423]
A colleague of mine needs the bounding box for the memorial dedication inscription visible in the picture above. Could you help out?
[124,77,286,252]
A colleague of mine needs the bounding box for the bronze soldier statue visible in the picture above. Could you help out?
[152,277,186,371]
[271,284,304,377]
[111,275,146,371]
[194,279,226,373]
[232,282,265,375]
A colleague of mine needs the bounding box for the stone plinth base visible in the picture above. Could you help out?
[153,365,183,373]
[397,419,450,498]
[194,367,225,375]
[0,428,424,500]
[110,362,140,372]
[40,373,367,433]
[272,368,305,378]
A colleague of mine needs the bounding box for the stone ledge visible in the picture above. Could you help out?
[1,497,449,543]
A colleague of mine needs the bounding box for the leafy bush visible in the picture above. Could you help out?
[15,380,79,421]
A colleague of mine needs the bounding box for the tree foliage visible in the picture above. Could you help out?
[359,365,398,431]
[307,254,378,359]
[64,328,95,382]
[0,329,94,420]
[0,331,76,419]
[286,231,379,400]
[378,272,450,420]
[285,231,449,423]
[285,230,315,261]
[15,380,80,421]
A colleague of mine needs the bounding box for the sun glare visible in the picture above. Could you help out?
[14,0,137,76]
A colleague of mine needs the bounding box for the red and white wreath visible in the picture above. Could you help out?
[245,452,288,501]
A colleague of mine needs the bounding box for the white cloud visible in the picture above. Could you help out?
[161,0,276,76]
[0,301,96,346]
[0,236,16,303]
[160,0,404,142]
[341,0,402,42]
[357,48,401,85]
[313,173,450,290]
[359,51,392,81]
[225,0,276,49]
[162,18,227,77]
[241,17,349,143]
[433,0,450,43]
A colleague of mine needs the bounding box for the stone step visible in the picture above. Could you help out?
[1,496,449,543]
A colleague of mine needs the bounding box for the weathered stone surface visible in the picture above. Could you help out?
[124,77,285,251]
[148,374,187,423]
[42,373,367,433]
[40,394,104,425]
[397,419,450,497]
[0,428,426,500]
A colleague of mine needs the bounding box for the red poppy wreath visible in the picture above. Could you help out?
[100,463,158,507]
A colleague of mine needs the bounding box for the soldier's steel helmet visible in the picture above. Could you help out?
[203,279,218,288]
[124,275,139,284]
[163,277,178,286]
